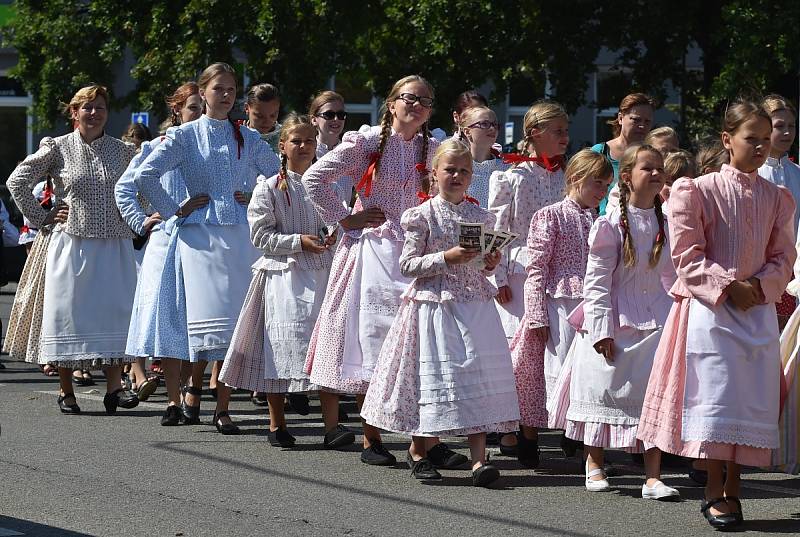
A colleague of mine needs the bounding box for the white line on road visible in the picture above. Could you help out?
[0,527,25,536]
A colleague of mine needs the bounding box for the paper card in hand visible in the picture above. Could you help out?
[459,222,483,250]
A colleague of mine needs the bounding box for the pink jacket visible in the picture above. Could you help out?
[668,164,796,306]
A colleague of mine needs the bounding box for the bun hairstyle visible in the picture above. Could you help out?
[277,113,316,191]
[375,75,435,194]
[721,99,771,135]
[63,84,109,116]
[458,106,496,143]
[308,90,344,118]
[695,137,729,174]
[608,93,656,137]
[246,83,280,106]
[617,143,665,269]
[165,81,200,127]
[762,93,797,117]
[521,100,568,156]
[563,149,613,196]
[452,90,488,122]
[663,150,696,181]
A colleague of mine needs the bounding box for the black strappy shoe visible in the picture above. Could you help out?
[57,393,81,414]
[212,411,240,435]
[181,386,202,425]
[103,389,139,415]
[700,497,738,529]
[725,496,744,525]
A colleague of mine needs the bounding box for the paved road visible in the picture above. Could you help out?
[1,283,800,537]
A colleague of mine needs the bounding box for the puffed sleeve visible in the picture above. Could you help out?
[583,217,619,344]
[668,178,737,305]
[488,168,514,287]
[248,177,302,255]
[135,127,186,218]
[399,205,448,278]
[755,186,797,302]
[303,130,372,226]
[7,137,57,227]
[523,208,556,328]
[115,142,152,236]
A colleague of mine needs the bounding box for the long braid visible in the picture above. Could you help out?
[373,108,393,183]
[649,194,666,268]
[618,181,637,267]
[419,121,431,194]
[279,153,289,192]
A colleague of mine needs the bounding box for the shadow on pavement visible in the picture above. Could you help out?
[0,515,94,536]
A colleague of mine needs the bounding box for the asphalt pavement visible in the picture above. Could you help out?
[1,283,800,537]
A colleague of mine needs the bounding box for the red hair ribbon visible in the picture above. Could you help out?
[501,153,564,172]
[20,225,29,234]
[417,191,433,203]
[655,231,663,243]
[356,152,380,197]
[464,195,480,205]
[231,120,244,159]
[279,172,291,206]
[41,183,54,207]
[415,162,429,175]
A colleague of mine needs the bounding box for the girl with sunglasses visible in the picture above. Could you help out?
[303,76,470,472]
[458,106,509,208]
[310,91,348,159]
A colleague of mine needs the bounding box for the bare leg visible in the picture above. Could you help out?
[409,436,427,461]
[468,433,488,470]
[704,460,731,516]
[520,425,538,441]
[723,461,742,501]
[58,367,74,399]
[356,394,382,447]
[161,357,181,407]
[267,393,286,431]
[319,391,340,432]
[184,360,206,408]
[214,382,233,425]
[210,360,221,390]
[643,447,663,486]
[130,358,148,388]
[586,446,605,480]
[103,365,122,393]
[179,360,191,387]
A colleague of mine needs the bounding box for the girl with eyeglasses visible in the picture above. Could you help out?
[458,106,509,208]
[303,75,471,471]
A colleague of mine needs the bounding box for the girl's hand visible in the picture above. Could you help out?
[43,201,69,225]
[301,234,330,254]
[483,249,502,270]
[443,246,480,265]
[747,276,765,304]
[594,338,614,361]
[726,279,760,311]
[142,213,163,234]
[339,207,386,230]
[495,285,512,304]
[234,191,251,206]
[176,194,211,218]
[532,326,549,340]
[323,228,338,246]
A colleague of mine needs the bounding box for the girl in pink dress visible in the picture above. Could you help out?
[361,140,519,487]
[636,101,796,529]
[489,101,569,341]
[561,144,679,500]
[510,149,613,468]
[304,76,469,469]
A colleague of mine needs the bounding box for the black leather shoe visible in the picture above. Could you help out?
[473,463,501,487]
[560,433,583,458]
[406,452,442,480]
[516,432,540,469]
[268,427,296,448]
[323,425,355,449]
[212,411,240,435]
[182,386,202,425]
[286,393,311,415]
[160,405,183,426]
[251,392,269,407]
[360,441,397,466]
[427,443,468,469]
[103,389,139,415]
[700,498,738,529]
[57,393,81,414]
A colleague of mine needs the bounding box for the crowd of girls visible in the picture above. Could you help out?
[5,62,800,526]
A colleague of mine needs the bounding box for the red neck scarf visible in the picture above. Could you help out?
[502,153,564,172]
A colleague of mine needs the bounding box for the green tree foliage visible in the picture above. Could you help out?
[3,0,799,140]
